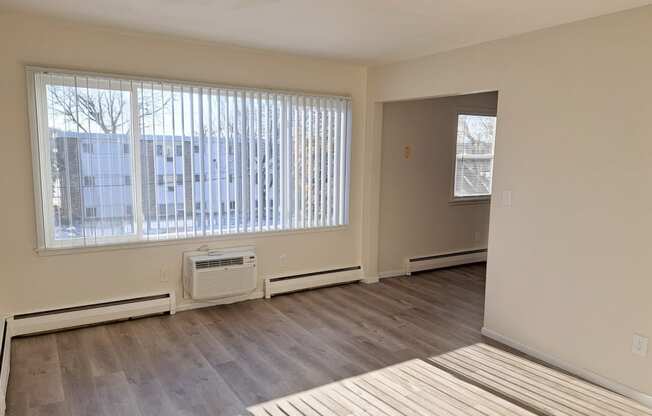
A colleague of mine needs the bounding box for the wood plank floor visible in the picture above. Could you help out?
[6,263,650,416]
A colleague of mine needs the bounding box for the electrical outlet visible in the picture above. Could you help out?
[279,254,287,267]
[632,334,649,357]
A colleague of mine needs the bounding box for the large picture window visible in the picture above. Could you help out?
[28,68,352,249]
[453,113,496,200]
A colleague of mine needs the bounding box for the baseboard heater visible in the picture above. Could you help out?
[264,266,363,298]
[0,318,9,416]
[406,248,487,275]
[10,292,176,337]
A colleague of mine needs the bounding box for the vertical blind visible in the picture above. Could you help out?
[30,69,352,249]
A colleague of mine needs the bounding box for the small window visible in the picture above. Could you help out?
[193,145,200,154]
[175,144,183,157]
[194,174,200,183]
[453,114,497,200]
[176,174,183,185]
[85,207,97,218]
[123,143,130,154]
[156,144,164,156]
[157,174,164,185]
[124,175,131,186]
[167,185,174,192]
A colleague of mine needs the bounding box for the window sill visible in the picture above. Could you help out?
[34,225,349,256]
[449,197,491,206]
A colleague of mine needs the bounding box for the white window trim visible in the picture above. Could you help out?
[26,65,353,253]
[449,107,497,205]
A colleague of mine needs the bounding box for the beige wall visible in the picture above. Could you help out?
[0,10,368,317]
[365,6,652,395]
[378,92,496,273]
[2,2,651,401]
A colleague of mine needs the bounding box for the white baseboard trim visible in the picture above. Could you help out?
[176,290,264,312]
[405,248,487,275]
[0,317,11,416]
[481,327,652,408]
[264,267,363,298]
[10,292,175,337]
[378,270,406,279]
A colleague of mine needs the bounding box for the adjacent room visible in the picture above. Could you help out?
[0,1,651,415]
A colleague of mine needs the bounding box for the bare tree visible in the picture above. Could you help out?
[48,86,169,134]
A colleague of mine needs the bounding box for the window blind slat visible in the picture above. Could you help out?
[326,99,333,226]
[257,94,262,231]
[236,91,242,233]
[281,95,290,230]
[333,100,342,222]
[236,91,243,233]
[213,90,222,234]
[224,90,231,232]
[306,97,312,227]
[339,99,348,225]
[242,91,249,232]
[344,100,352,224]
[271,94,278,229]
[74,75,87,245]
[206,89,213,235]
[197,87,205,236]
[170,85,178,239]
[293,96,299,229]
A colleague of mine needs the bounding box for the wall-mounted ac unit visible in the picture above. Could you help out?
[183,247,257,300]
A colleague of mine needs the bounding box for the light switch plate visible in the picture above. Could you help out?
[502,190,512,207]
[632,333,649,357]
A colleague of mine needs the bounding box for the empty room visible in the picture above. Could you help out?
[0,1,651,415]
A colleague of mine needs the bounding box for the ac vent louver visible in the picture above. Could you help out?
[183,248,257,300]
[195,257,244,269]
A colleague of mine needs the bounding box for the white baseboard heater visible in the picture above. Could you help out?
[406,248,487,275]
[0,318,10,416]
[10,292,176,337]
[264,266,363,298]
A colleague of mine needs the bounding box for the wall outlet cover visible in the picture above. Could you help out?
[632,333,649,357]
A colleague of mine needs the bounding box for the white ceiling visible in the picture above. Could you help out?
[2,0,650,63]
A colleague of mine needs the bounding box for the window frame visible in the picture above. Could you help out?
[26,66,353,253]
[449,108,497,205]
[29,71,142,249]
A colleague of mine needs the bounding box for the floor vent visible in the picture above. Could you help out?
[406,248,487,275]
[0,318,10,416]
[11,292,175,337]
[264,266,362,298]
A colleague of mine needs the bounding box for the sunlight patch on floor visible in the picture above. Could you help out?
[247,343,652,416]
[429,343,652,416]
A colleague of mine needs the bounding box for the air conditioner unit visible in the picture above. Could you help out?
[183,247,257,300]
